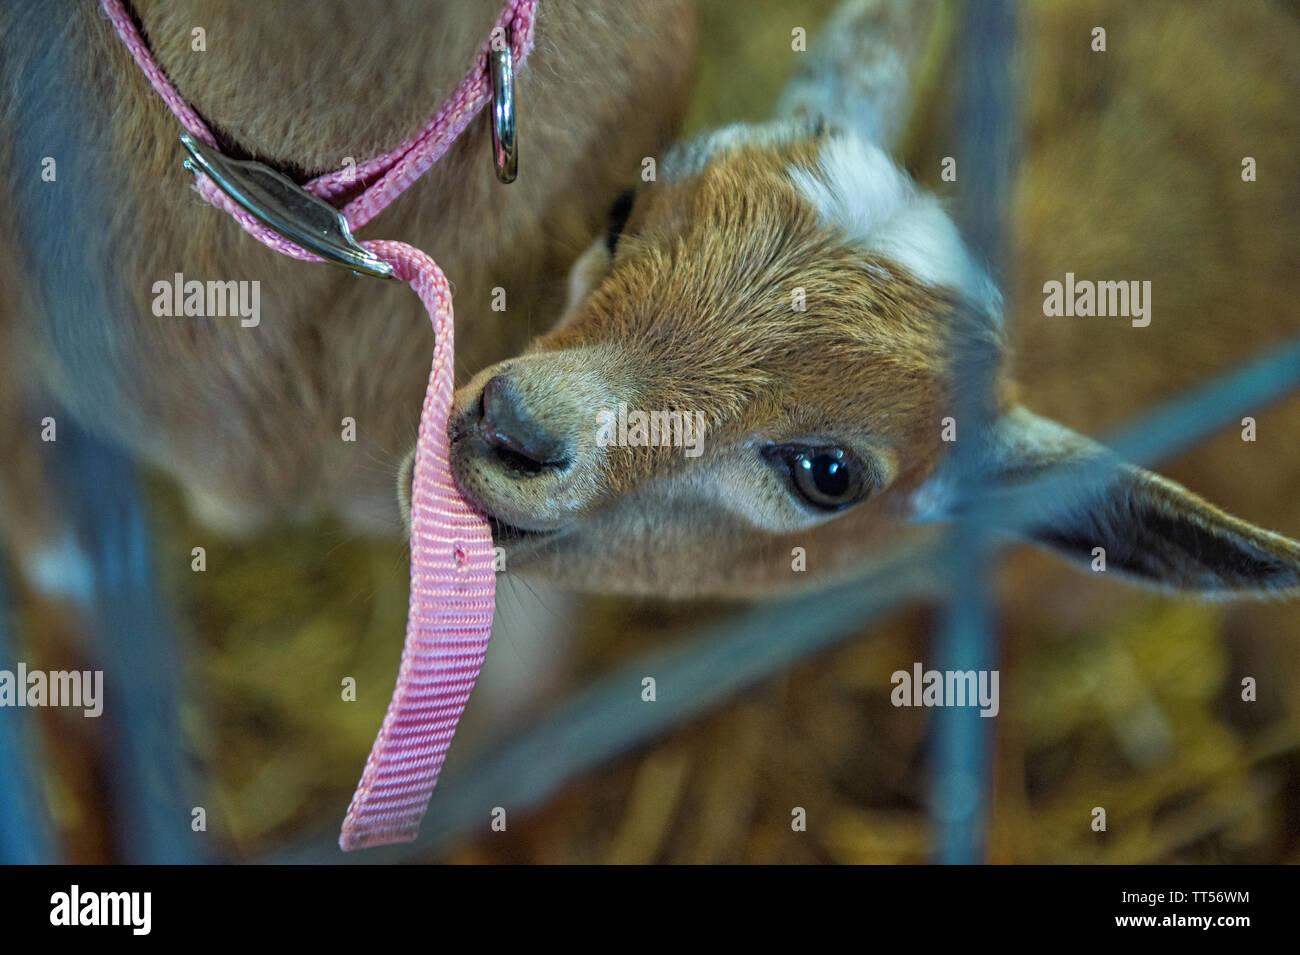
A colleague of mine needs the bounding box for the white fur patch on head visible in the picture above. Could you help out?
[788,133,1001,320]
[662,119,814,182]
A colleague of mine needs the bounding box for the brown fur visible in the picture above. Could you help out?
[0,0,695,552]
[440,0,1300,600]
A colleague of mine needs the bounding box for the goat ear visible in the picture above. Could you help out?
[921,406,1300,598]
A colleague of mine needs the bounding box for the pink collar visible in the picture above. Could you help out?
[100,0,539,851]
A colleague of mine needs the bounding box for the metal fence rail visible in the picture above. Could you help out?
[929,0,1016,865]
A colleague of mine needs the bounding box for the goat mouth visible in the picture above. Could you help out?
[447,425,572,549]
[485,515,557,543]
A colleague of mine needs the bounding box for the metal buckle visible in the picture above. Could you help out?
[490,34,517,183]
[179,132,396,279]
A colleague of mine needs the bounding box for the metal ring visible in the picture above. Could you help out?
[490,35,517,183]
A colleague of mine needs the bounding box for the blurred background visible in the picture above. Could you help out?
[4,0,1299,863]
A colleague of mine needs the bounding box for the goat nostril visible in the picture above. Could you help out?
[479,375,570,475]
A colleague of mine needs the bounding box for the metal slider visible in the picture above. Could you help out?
[489,33,518,183]
[179,132,396,279]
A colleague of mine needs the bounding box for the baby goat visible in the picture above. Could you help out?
[436,0,1300,599]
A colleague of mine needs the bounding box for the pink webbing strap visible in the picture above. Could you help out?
[99,0,539,850]
[341,241,498,849]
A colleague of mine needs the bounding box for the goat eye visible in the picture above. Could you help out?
[762,444,870,512]
[605,188,636,255]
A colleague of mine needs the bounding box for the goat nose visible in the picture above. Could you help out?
[479,375,570,473]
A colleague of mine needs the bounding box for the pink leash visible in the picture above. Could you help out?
[100,0,538,850]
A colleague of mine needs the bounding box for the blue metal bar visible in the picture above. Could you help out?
[45,419,200,863]
[1107,338,1300,467]
[929,0,1018,864]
